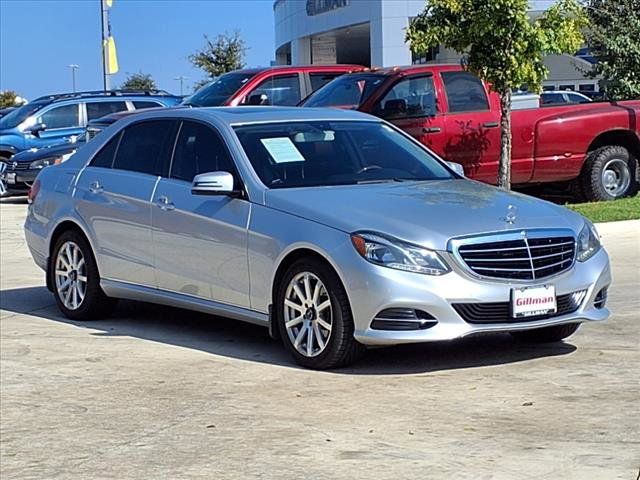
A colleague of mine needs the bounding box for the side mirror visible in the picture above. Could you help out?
[382,99,407,118]
[192,171,238,196]
[247,93,269,106]
[446,161,465,177]
[27,123,47,137]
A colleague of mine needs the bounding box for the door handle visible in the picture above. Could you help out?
[482,121,499,128]
[422,127,442,134]
[89,181,103,194]
[156,195,175,211]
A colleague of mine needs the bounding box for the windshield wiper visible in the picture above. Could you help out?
[356,178,413,185]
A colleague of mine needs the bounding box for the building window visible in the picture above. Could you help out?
[559,84,576,91]
[578,84,595,92]
[412,46,440,64]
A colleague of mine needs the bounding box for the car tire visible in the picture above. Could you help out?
[51,230,117,320]
[581,145,638,201]
[510,323,580,343]
[276,258,365,369]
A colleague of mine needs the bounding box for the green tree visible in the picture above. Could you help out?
[406,0,587,189]
[0,90,20,108]
[120,72,157,91]
[189,31,246,81]
[584,0,640,100]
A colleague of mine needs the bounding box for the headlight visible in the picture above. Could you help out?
[29,152,74,169]
[576,220,601,262]
[351,232,450,275]
[29,157,55,169]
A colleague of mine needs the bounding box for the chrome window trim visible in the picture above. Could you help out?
[448,228,577,284]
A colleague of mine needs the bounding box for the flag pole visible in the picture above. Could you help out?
[100,0,110,91]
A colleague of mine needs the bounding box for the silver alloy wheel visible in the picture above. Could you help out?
[284,272,333,357]
[601,158,631,197]
[55,241,87,310]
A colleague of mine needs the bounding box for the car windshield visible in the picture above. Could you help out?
[0,101,49,129]
[183,72,258,107]
[234,121,454,189]
[301,74,385,108]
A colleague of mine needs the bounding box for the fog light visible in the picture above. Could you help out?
[594,288,608,309]
[371,308,437,331]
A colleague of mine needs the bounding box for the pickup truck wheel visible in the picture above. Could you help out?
[581,146,638,201]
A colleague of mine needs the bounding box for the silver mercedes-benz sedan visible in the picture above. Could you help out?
[24,107,611,369]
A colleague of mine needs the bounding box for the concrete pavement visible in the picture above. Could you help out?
[1,200,639,479]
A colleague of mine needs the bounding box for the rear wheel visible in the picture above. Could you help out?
[51,230,116,320]
[276,258,364,369]
[581,145,638,201]
[510,323,580,343]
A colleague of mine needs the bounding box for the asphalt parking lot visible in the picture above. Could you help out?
[1,199,639,480]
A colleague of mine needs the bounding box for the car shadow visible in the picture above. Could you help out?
[1,286,577,375]
[0,196,28,205]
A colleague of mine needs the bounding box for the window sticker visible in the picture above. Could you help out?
[260,137,305,163]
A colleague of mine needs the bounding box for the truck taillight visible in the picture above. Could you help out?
[28,179,41,204]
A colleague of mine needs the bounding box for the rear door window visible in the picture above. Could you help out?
[113,120,176,176]
[132,100,163,109]
[170,121,235,182]
[441,71,489,113]
[86,101,128,121]
[37,104,80,129]
[248,74,301,106]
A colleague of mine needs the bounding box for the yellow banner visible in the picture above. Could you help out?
[103,36,119,74]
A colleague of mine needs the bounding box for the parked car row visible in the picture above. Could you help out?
[25,106,612,369]
[2,63,639,202]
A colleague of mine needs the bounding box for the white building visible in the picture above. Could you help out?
[274,0,599,92]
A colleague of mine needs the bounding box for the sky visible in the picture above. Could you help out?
[0,0,275,99]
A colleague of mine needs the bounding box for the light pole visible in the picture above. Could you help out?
[174,75,188,96]
[68,64,79,92]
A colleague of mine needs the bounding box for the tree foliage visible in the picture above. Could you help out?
[584,0,640,100]
[120,72,157,91]
[0,90,20,108]
[189,31,247,80]
[406,0,587,189]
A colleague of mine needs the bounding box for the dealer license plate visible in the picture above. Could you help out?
[6,172,16,184]
[511,285,556,318]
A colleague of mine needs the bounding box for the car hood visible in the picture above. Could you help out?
[11,142,81,163]
[264,179,584,250]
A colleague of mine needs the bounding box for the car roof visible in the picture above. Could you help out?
[231,64,363,75]
[31,89,181,105]
[338,64,464,78]
[138,106,378,125]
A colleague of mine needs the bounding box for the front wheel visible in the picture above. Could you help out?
[581,145,638,201]
[51,230,117,320]
[510,323,580,343]
[276,258,364,369]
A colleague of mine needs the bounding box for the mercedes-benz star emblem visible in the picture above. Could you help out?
[504,204,517,225]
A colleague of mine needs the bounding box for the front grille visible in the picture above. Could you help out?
[452,290,586,324]
[456,234,575,280]
[7,162,30,171]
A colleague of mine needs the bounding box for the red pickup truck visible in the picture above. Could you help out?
[302,64,640,201]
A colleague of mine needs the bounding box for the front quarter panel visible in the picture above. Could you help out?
[248,204,353,313]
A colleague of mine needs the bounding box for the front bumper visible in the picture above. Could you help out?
[339,247,611,346]
[0,167,37,196]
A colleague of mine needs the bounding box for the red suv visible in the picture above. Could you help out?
[184,65,362,108]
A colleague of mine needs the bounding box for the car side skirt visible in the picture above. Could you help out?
[100,279,269,327]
